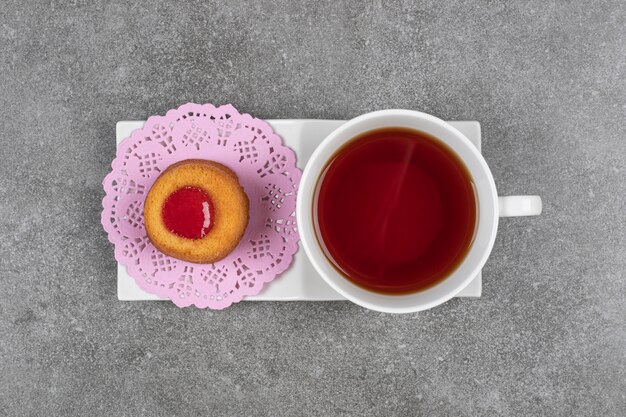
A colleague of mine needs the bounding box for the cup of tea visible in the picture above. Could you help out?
[297,109,542,313]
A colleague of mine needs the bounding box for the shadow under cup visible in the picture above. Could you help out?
[312,127,479,296]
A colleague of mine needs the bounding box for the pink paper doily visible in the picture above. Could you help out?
[102,103,301,309]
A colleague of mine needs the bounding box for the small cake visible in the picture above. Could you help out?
[144,159,249,263]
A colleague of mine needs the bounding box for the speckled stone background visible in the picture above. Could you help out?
[0,0,624,416]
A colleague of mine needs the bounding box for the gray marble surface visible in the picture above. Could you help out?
[1,1,624,416]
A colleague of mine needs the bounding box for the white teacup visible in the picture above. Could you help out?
[296,110,542,313]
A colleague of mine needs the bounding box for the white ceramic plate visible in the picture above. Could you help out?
[115,119,482,302]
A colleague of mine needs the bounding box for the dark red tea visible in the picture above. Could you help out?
[315,128,477,294]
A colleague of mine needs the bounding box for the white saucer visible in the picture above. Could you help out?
[115,119,482,302]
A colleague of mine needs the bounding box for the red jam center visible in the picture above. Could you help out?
[161,186,215,240]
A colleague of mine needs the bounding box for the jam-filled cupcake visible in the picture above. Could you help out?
[144,160,249,263]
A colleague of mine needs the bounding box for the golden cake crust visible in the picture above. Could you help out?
[144,159,249,263]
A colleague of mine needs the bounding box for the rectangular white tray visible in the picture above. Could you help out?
[116,119,482,301]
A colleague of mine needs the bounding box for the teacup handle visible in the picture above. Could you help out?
[498,196,542,217]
